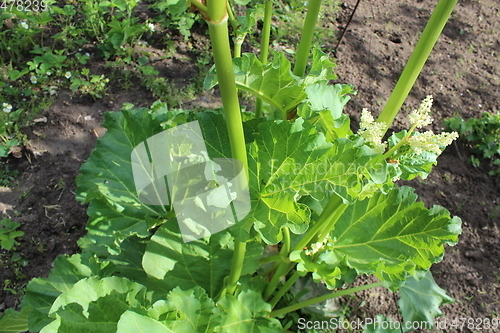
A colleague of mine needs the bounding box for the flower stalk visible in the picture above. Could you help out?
[293,0,323,77]
[255,0,273,118]
[377,0,458,132]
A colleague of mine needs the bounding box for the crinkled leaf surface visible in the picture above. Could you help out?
[328,186,461,284]
[290,250,357,290]
[44,276,149,332]
[205,50,335,116]
[76,108,231,255]
[49,276,148,316]
[299,83,354,142]
[76,108,171,254]
[162,286,219,332]
[303,83,350,120]
[209,52,303,116]
[398,271,453,329]
[243,118,392,244]
[118,286,218,333]
[216,277,282,333]
[21,252,114,332]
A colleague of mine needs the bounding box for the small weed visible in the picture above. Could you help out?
[54,177,66,190]
[70,68,109,100]
[0,218,24,251]
[19,185,33,201]
[443,112,500,175]
[31,237,45,253]
[0,163,18,186]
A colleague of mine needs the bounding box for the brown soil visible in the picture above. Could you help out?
[1,0,499,332]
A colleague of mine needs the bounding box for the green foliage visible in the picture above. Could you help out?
[292,187,460,288]
[0,305,32,333]
[0,0,461,332]
[443,112,500,174]
[205,49,337,119]
[0,218,24,251]
[0,163,18,185]
[149,0,198,40]
[2,97,459,331]
[70,68,109,100]
[270,0,341,48]
[77,0,148,58]
[398,271,454,330]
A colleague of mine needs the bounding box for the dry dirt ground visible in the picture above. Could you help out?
[1,0,499,332]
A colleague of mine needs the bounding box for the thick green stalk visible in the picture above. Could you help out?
[293,0,323,77]
[207,0,226,23]
[269,270,301,308]
[268,199,347,306]
[255,0,273,118]
[207,12,248,177]
[377,0,458,132]
[207,0,248,296]
[191,0,208,13]
[269,281,384,317]
[264,255,291,300]
[264,194,343,299]
[293,194,343,252]
[259,0,273,65]
[226,1,241,57]
[314,201,348,244]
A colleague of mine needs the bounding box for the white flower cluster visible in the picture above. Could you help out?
[2,102,12,113]
[358,95,459,158]
[409,95,433,128]
[408,131,459,155]
[304,237,331,256]
[358,108,387,154]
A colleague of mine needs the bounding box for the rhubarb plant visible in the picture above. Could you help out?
[0,0,461,332]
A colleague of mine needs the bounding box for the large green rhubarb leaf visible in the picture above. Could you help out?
[76,107,173,254]
[242,118,391,244]
[76,107,234,255]
[142,221,262,298]
[216,277,282,333]
[398,271,453,329]
[0,306,32,333]
[328,186,461,284]
[21,252,114,332]
[205,50,335,117]
[43,276,150,333]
